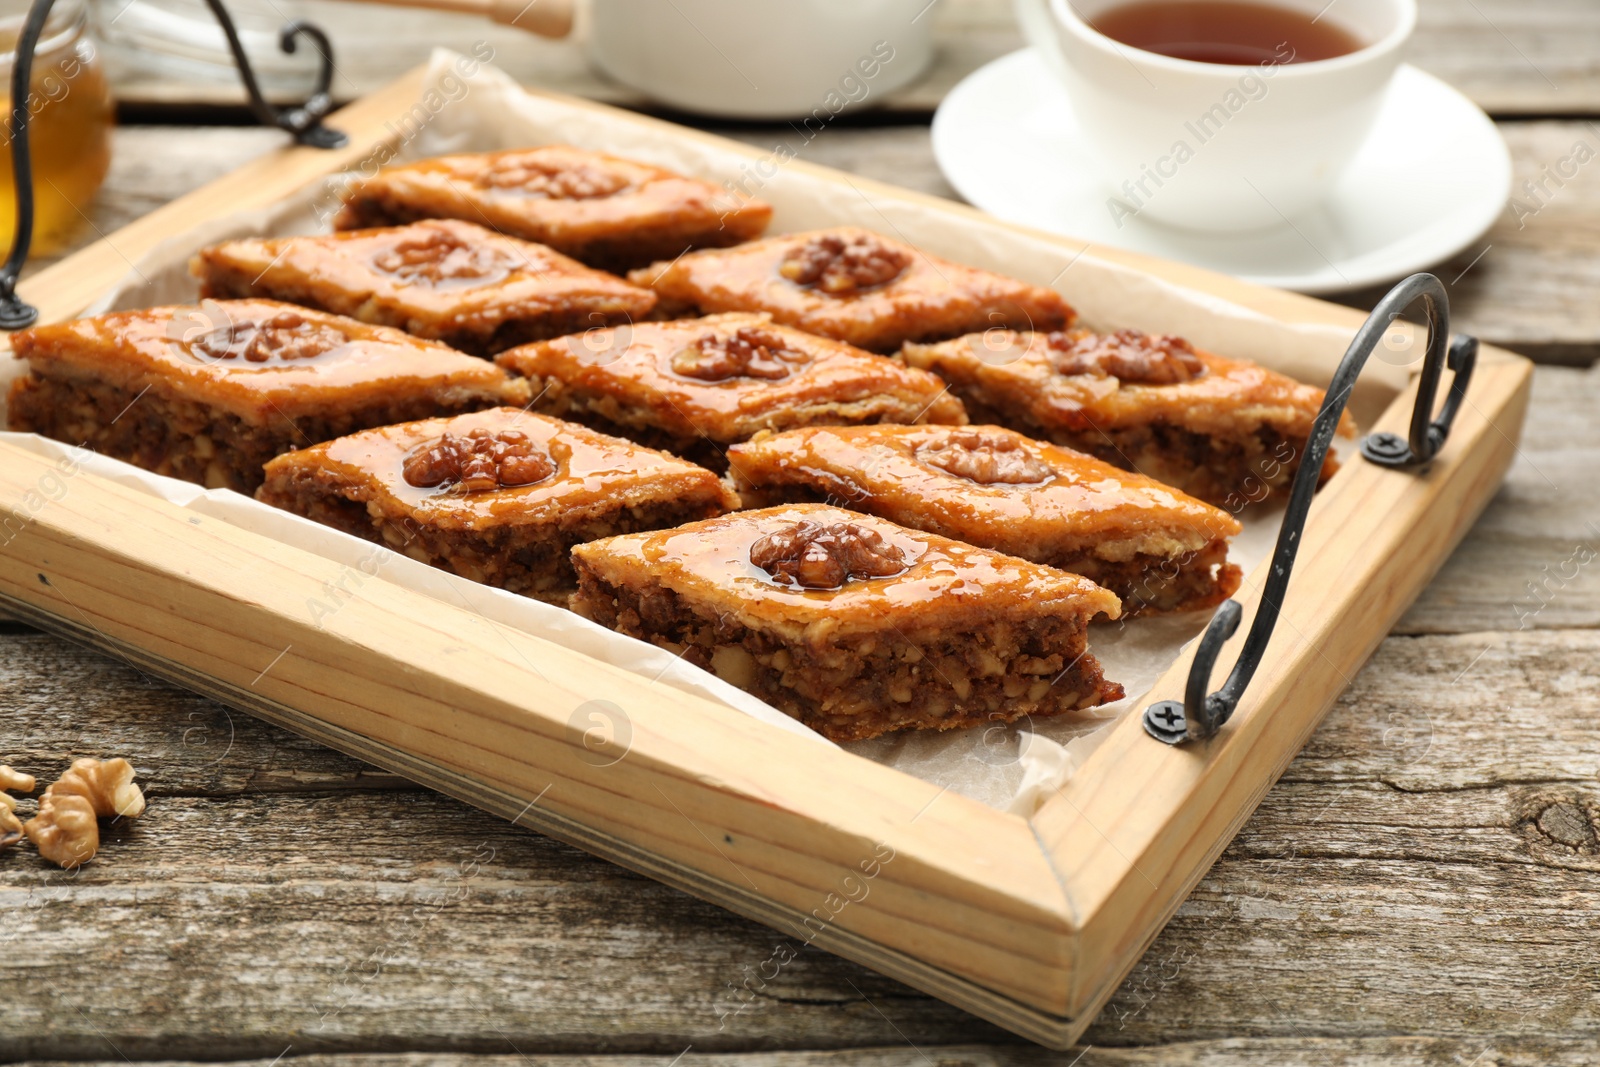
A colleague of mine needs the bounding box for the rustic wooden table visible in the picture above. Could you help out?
[8,1,1600,1062]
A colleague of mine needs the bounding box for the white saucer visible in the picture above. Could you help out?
[931,50,1511,294]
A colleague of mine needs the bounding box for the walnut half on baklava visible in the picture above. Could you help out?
[628,227,1074,352]
[495,312,966,470]
[258,408,736,604]
[571,504,1124,741]
[192,220,657,356]
[901,328,1350,507]
[6,300,529,493]
[333,145,773,271]
[726,424,1242,615]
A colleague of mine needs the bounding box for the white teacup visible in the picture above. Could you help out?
[588,0,938,120]
[1013,0,1416,231]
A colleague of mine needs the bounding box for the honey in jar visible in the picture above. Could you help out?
[0,0,113,256]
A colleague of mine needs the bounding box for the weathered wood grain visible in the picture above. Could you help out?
[38,123,1600,362]
[17,1039,1600,1067]
[106,0,1600,117]
[1396,362,1600,633]
[0,631,407,794]
[0,792,1005,1059]
[4,624,1597,1059]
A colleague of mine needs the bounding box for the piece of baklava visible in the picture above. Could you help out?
[258,407,735,604]
[627,226,1073,352]
[901,328,1349,506]
[571,504,1124,741]
[7,300,528,493]
[333,145,772,271]
[494,312,965,469]
[727,425,1241,614]
[192,220,657,356]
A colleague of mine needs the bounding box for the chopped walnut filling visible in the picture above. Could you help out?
[778,233,912,295]
[478,155,630,199]
[1044,328,1205,385]
[670,327,808,382]
[917,430,1054,485]
[189,310,348,363]
[750,520,907,590]
[372,229,517,286]
[403,428,556,493]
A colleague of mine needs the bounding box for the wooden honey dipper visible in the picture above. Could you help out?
[340,0,575,37]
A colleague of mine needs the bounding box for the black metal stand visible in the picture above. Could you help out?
[0,0,347,330]
[198,0,347,150]
[1143,272,1478,746]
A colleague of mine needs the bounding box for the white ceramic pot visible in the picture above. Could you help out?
[588,0,937,120]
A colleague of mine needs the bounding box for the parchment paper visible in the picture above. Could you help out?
[2,51,1410,814]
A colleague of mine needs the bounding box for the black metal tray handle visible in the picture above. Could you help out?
[1144,272,1478,745]
[0,0,346,329]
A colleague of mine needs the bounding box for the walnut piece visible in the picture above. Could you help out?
[478,155,629,199]
[24,792,99,868]
[403,428,556,493]
[1044,329,1205,385]
[0,765,35,850]
[0,804,19,850]
[22,758,146,869]
[372,228,516,286]
[750,520,907,590]
[670,327,808,382]
[49,757,146,819]
[0,765,35,795]
[190,310,348,363]
[778,233,911,294]
[917,430,1054,485]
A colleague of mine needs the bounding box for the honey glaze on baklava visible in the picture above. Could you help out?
[901,327,1351,506]
[333,145,773,271]
[192,219,657,356]
[495,312,965,469]
[727,424,1242,615]
[628,227,1074,352]
[6,300,528,492]
[571,504,1124,741]
[258,407,735,604]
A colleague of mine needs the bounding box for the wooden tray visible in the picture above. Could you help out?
[0,66,1532,1048]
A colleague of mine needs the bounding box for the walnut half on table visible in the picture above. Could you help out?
[22,758,146,869]
[26,793,98,868]
[49,757,146,819]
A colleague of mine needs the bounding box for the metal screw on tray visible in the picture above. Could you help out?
[1143,700,1189,745]
[1142,272,1479,745]
[0,0,351,329]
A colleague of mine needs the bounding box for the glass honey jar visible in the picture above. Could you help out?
[0,0,113,256]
